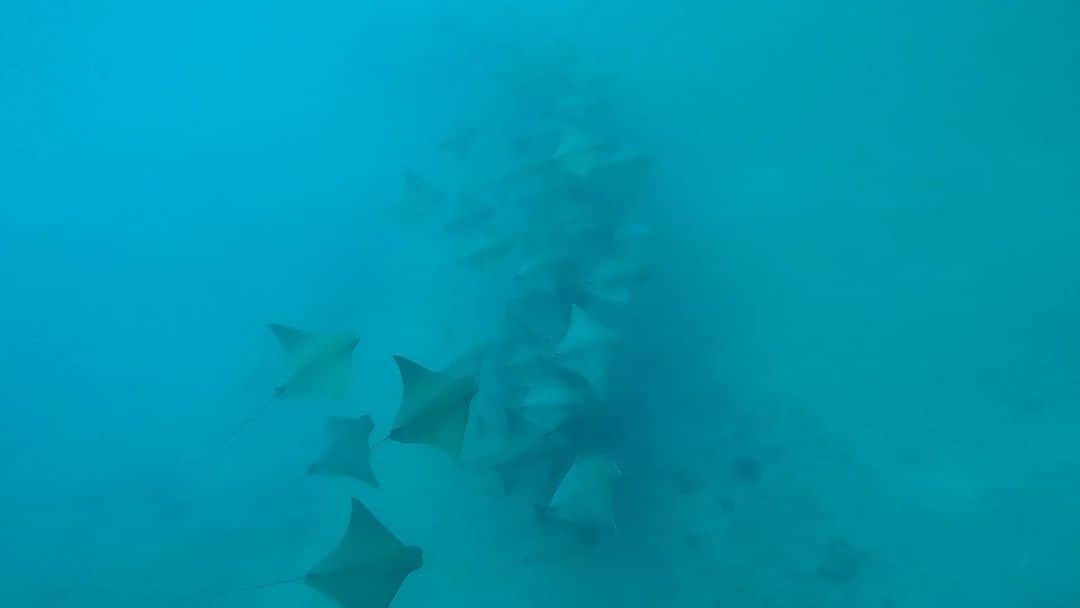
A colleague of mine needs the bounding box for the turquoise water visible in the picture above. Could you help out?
[2,1,1078,606]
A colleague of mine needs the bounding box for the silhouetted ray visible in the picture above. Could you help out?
[305,499,423,608]
[185,499,420,608]
[388,355,478,459]
[542,455,622,535]
[268,323,360,400]
[210,323,359,448]
[496,125,608,186]
[308,416,379,487]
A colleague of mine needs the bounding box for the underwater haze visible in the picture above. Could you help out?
[2,0,1078,606]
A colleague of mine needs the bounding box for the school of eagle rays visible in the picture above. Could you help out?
[213,46,663,608]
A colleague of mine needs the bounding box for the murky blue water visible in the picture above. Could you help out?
[2,1,1077,606]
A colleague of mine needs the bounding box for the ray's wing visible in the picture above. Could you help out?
[268,323,317,371]
[390,389,472,459]
[390,355,477,459]
[268,323,312,352]
[310,416,378,486]
[270,328,358,400]
[305,499,421,608]
[392,355,441,425]
[548,458,618,533]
